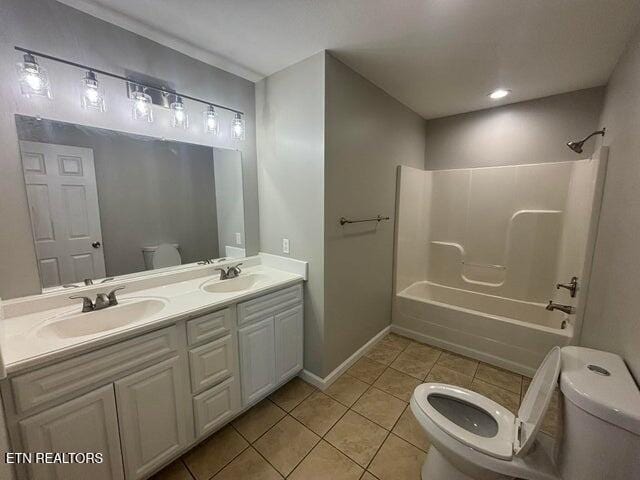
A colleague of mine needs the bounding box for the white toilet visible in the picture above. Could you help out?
[142,243,182,270]
[411,346,640,480]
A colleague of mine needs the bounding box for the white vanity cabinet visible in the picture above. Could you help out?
[1,280,304,480]
[238,285,304,406]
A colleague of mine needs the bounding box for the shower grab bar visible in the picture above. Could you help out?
[339,215,390,226]
[462,261,506,270]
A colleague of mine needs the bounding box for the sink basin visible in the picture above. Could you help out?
[202,274,268,294]
[38,298,167,339]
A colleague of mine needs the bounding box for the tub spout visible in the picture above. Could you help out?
[546,301,575,315]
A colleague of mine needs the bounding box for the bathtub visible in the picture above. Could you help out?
[392,281,572,376]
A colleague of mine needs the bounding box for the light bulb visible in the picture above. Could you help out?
[231,113,245,140]
[81,71,105,111]
[170,97,188,129]
[131,88,153,123]
[204,105,219,135]
[17,53,51,99]
[489,88,510,99]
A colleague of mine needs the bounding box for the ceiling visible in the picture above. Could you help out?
[58,0,640,119]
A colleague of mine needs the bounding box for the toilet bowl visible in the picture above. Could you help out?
[142,243,181,270]
[411,346,640,480]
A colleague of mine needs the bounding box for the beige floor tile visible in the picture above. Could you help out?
[325,374,369,407]
[403,342,441,363]
[470,379,520,413]
[425,365,473,388]
[269,377,315,412]
[379,333,412,351]
[183,425,248,480]
[522,376,532,396]
[151,460,193,480]
[390,351,436,380]
[288,441,364,480]
[232,400,285,442]
[351,387,407,430]
[212,448,283,480]
[373,368,421,402]
[291,391,347,435]
[365,344,403,366]
[347,357,387,384]
[368,434,427,480]
[361,473,379,480]
[325,410,388,467]
[253,416,320,476]
[475,363,522,394]
[392,407,431,452]
[436,352,478,377]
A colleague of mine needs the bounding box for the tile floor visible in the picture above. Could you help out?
[152,333,558,480]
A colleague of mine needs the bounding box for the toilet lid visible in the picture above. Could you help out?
[152,243,181,268]
[515,346,561,456]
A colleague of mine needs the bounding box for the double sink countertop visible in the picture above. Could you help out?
[0,259,304,376]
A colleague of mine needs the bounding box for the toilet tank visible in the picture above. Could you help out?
[557,347,640,480]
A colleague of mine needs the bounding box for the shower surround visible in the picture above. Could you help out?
[392,149,607,375]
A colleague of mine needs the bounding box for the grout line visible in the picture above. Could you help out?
[179,458,196,480]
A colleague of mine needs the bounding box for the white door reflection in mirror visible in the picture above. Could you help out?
[20,141,106,288]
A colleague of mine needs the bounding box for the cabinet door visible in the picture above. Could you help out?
[275,305,304,382]
[19,385,124,480]
[238,317,276,406]
[115,356,189,479]
[193,377,241,438]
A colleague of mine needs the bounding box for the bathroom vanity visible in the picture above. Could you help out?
[0,256,306,480]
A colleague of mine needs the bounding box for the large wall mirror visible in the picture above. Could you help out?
[16,115,248,290]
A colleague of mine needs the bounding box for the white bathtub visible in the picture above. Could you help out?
[392,281,573,376]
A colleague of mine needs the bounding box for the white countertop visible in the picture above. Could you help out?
[0,263,303,375]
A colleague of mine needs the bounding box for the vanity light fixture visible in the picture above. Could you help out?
[170,96,188,129]
[489,88,510,99]
[131,86,153,123]
[204,105,220,135]
[231,113,245,140]
[81,70,105,111]
[17,53,51,99]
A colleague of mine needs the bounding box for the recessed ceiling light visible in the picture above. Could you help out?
[489,88,511,99]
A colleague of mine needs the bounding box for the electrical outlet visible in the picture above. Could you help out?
[235,232,242,245]
[282,238,290,254]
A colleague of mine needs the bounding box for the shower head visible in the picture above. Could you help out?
[566,129,606,154]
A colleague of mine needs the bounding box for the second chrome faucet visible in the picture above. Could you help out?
[215,263,243,280]
[70,286,125,313]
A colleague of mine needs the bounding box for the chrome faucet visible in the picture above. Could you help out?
[215,263,243,280]
[69,286,125,313]
[546,301,575,315]
[556,276,578,298]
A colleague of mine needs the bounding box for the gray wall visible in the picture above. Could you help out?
[323,54,426,376]
[256,53,326,375]
[424,88,605,170]
[581,26,640,380]
[17,118,220,277]
[0,0,258,299]
[214,149,246,255]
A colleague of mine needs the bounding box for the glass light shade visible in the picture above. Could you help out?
[17,54,51,99]
[170,97,189,129]
[204,105,220,135]
[81,71,105,111]
[132,89,153,123]
[231,113,245,140]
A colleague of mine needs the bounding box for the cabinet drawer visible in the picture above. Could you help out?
[193,377,240,438]
[11,327,178,414]
[238,284,303,326]
[186,308,232,346]
[189,335,235,394]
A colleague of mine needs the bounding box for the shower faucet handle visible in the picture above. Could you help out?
[556,276,578,298]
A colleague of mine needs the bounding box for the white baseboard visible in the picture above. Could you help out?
[299,326,391,390]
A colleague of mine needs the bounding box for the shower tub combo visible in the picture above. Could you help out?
[393,281,571,376]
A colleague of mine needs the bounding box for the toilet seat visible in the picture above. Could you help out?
[412,347,562,475]
[413,383,515,460]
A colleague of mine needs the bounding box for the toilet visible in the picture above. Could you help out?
[142,243,182,270]
[411,346,640,480]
